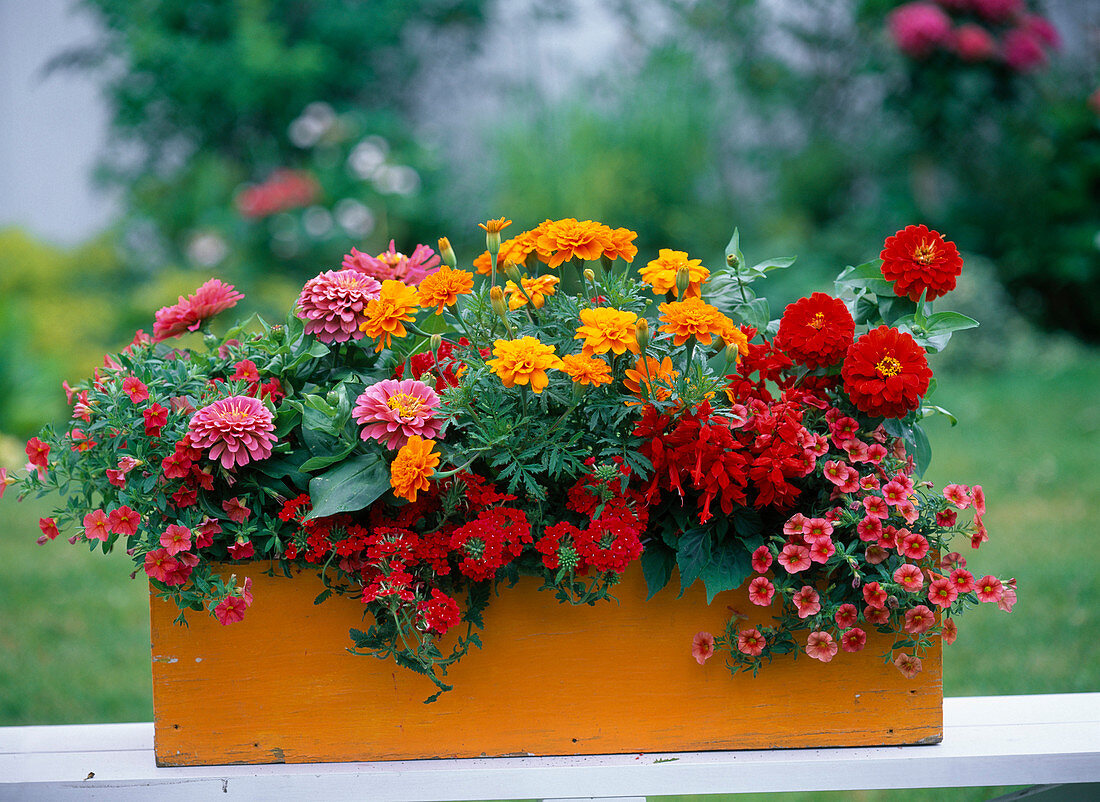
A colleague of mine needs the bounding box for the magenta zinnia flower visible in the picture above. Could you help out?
[888,3,952,58]
[342,240,440,286]
[153,279,244,341]
[188,395,277,469]
[353,378,442,450]
[296,269,382,343]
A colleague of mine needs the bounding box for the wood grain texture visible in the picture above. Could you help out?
[149,563,942,766]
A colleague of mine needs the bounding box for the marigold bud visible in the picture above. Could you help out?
[489,285,507,318]
[635,318,650,352]
[583,268,595,283]
[438,236,456,268]
[430,334,442,353]
[504,260,522,285]
[675,266,692,297]
[725,340,741,364]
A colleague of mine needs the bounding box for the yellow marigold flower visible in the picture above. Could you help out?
[487,336,562,393]
[640,249,710,298]
[478,217,512,234]
[504,274,560,310]
[559,353,613,387]
[535,218,614,269]
[603,227,639,263]
[360,279,420,351]
[658,297,727,347]
[418,265,474,314]
[623,355,679,404]
[390,435,441,503]
[575,307,640,356]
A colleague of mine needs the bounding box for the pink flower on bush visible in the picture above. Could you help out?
[213,577,254,625]
[888,2,953,58]
[841,627,867,652]
[222,497,251,523]
[1003,28,1047,72]
[997,578,1017,612]
[778,544,811,573]
[904,605,935,634]
[806,631,838,663]
[160,524,192,555]
[748,576,775,606]
[296,269,383,343]
[83,510,110,542]
[953,24,997,61]
[144,548,179,583]
[353,379,443,450]
[122,377,149,403]
[751,545,772,573]
[228,538,255,560]
[108,506,141,537]
[894,652,923,678]
[188,396,277,469]
[793,586,822,619]
[343,240,440,286]
[971,0,1023,23]
[737,628,766,656]
[975,575,1004,603]
[691,631,715,665]
[835,603,858,629]
[153,279,243,342]
[39,517,60,541]
[894,563,925,592]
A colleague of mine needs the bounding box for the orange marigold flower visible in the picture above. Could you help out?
[390,435,441,503]
[658,297,727,346]
[487,336,562,393]
[623,355,679,404]
[478,217,513,234]
[474,231,543,276]
[360,279,420,351]
[535,218,614,269]
[504,274,560,310]
[575,307,640,356]
[559,353,613,387]
[721,323,750,363]
[639,249,710,298]
[603,227,639,263]
[418,265,474,314]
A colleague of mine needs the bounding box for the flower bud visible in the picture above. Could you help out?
[504,260,522,285]
[887,595,899,610]
[724,340,742,365]
[583,268,595,283]
[485,230,501,253]
[489,285,507,318]
[726,252,740,269]
[634,318,650,352]
[430,334,442,353]
[325,388,342,407]
[675,266,692,297]
[438,236,456,268]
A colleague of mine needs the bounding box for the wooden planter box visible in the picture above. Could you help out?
[149,563,942,767]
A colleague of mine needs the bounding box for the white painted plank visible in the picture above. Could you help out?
[1,694,1098,800]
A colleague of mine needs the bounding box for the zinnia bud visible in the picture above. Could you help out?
[635,318,650,352]
[490,285,507,318]
[504,260,522,285]
[726,252,740,269]
[438,237,456,268]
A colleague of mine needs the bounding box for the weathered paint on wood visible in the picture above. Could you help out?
[149,563,942,766]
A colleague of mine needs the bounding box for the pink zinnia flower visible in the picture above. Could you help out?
[188,396,277,469]
[975,575,1004,603]
[863,581,887,610]
[928,577,960,608]
[778,544,811,573]
[751,545,772,573]
[222,497,251,523]
[352,379,443,450]
[343,240,441,286]
[904,605,935,635]
[888,2,952,58]
[894,563,924,592]
[122,377,149,403]
[144,548,179,583]
[953,24,996,61]
[894,652,923,679]
[793,586,821,619]
[841,627,867,653]
[805,631,838,663]
[296,269,382,344]
[835,603,858,629]
[737,628,766,657]
[108,506,141,538]
[83,509,111,542]
[748,576,775,606]
[153,279,243,341]
[214,577,254,626]
[160,524,192,555]
[691,631,715,665]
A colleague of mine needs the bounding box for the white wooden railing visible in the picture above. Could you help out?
[1,694,1098,800]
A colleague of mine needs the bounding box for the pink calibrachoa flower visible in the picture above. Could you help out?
[857,515,884,543]
[975,575,1004,603]
[783,512,810,537]
[862,495,889,520]
[793,586,821,619]
[691,631,715,665]
[998,578,1018,613]
[865,545,889,565]
[803,518,833,543]
[863,581,887,610]
[894,652,923,679]
[737,628,766,657]
[841,628,867,653]
[188,396,277,470]
[144,548,179,583]
[865,444,888,465]
[778,544,811,573]
[808,538,835,565]
[928,577,960,608]
[195,517,222,549]
[943,484,972,509]
[108,506,141,537]
[160,524,192,556]
[972,485,986,516]
[39,517,60,541]
[954,24,996,61]
[296,269,382,344]
[352,379,443,450]
[835,603,858,629]
[806,631,838,663]
[942,617,959,645]
[751,545,772,573]
[163,552,198,586]
[865,606,891,625]
[26,437,50,469]
[231,360,260,383]
[83,509,110,542]
[881,480,907,506]
[950,568,976,594]
[144,403,170,438]
[895,499,919,524]
[748,576,775,606]
[343,240,441,286]
[1003,27,1048,73]
[122,377,149,403]
[154,279,243,341]
[214,577,254,626]
[221,497,251,523]
[900,532,930,561]
[936,508,958,527]
[228,538,255,560]
[894,563,924,593]
[903,605,935,635]
[0,467,14,501]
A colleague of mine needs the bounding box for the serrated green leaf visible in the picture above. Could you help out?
[699,547,752,604]
[641,542,676,600]
[676,527,712,594]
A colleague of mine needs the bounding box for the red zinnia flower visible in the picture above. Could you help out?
[775,293,855,368]
[880,224,963,302]
[842,326,932,419]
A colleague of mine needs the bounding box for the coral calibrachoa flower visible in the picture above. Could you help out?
[487,336,562,393]
[558,354,613,387]
[575,307,640,356]
[842,327,933,419]
[187,396,277,469]
[880,224,964,302]
[389,435,441,503]
[639,249,710,298]
[353,379,443,450]
[417,265,474,314]
[296,269,382,343]
[658,297,731,346]
[343,240,440,286]
[359,279,420,351]
[504,274,560,310]
[775,292,855,369]
[153,279,244,341]
[692,631,715,665]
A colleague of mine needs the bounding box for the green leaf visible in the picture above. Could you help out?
[676,527,712,594]
[910,423,932,476]
[299,445,357,473]
[640,542,676,600]
[724,228,742,267]
[746,256,796,274]
[306,454,389,519]
[735,297,770,331]
[924,311,979,335]
[314,589,333,605]
[699,547,752,604]
[921,404,958,426]
[307,341,331,358]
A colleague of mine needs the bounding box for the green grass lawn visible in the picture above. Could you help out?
[1,350,1097,801]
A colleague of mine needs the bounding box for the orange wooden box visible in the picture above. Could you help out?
[149,563,942,766]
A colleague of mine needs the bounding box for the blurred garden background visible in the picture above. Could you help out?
[0,0,1098,798]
